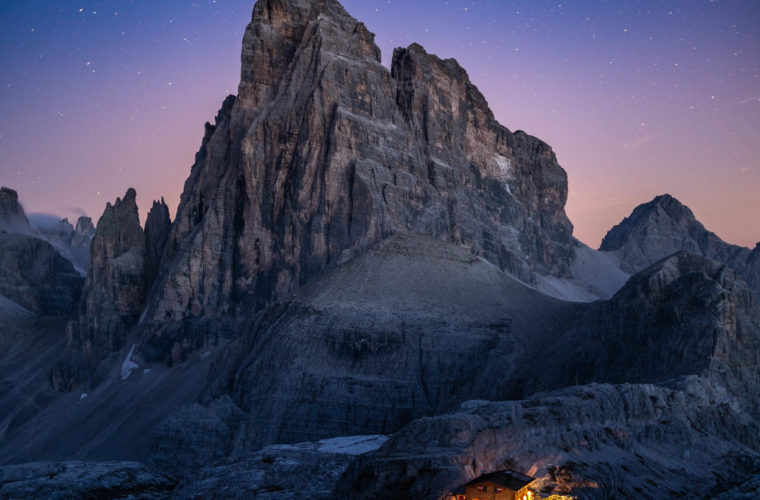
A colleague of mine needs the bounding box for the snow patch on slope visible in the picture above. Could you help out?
[265,435,389,457]
[121,344,139,380]
[317,435,389,455]
[0,294,36,321]
[494,154,514,194]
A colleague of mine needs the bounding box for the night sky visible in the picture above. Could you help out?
[1,0,758,248]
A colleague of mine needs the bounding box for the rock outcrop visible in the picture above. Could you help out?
[518,252,760,415]
[75,216,95,236]
[192,237,760,452]
[171,435,388,499]
[0,187,34,236]
[74,188,147,365]
[0,461,176,499]
[341,379,760,500]
[600,194,760,296]
[150,396,244,478]
[71,191,172,370]
[139,0,575,362]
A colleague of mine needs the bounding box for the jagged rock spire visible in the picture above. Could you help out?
[75,188,146,364]
[133,0,575,363]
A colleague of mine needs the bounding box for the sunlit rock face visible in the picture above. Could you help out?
[600,194,760,297]
[139,0,575,362]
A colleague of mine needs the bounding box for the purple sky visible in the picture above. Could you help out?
[1,0,758,248]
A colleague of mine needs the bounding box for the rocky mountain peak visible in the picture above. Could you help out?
[238,0,378,109]
[600,194,760,296]
[252,0,346,24]
[75,216,94,235]
[125,0,577,363]
[74,188,146,366]
[600,194,703,253]
[0,186,34,235]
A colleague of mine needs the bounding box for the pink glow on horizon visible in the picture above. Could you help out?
[1,1,758,249]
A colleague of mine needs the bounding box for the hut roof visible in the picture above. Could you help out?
[465,470,535,491]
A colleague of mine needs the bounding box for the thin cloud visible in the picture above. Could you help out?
[738,95,760,104]
[622,135,653,151]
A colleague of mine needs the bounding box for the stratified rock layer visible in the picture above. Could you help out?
[140,0,574,361]
[0,461,176,499]
[341,380,760,500]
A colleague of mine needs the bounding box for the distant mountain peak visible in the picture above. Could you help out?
[600,194,760,296]
[600,194,704,253]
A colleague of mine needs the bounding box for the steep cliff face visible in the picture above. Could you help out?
[75,188,146,365]
[0,187,34,236]
[140,0,574,361]
[144,198,172,291]
[600,194,760,296]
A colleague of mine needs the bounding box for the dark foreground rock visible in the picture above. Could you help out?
[171,435,388,499]
[0,461,176,500]
[340,379,760,500]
